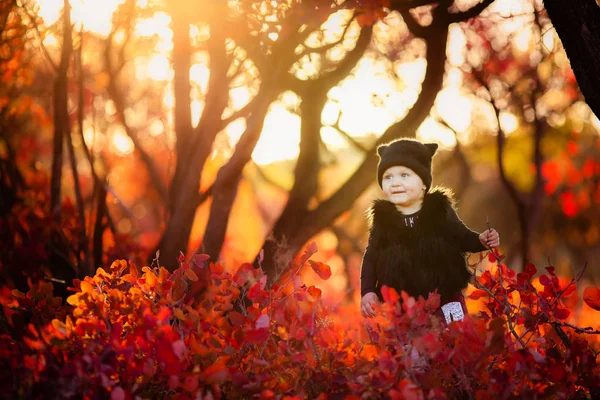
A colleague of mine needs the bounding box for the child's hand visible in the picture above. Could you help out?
[479,228,500,248]
[361,292,379,318]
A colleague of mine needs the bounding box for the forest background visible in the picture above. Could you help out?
[1,0,600,397]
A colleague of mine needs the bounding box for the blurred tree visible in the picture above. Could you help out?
[543,0,600,120]
[460,2,580,269]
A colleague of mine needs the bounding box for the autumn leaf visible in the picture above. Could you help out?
[184,268,198,282]
[111,387,125,400]
[381,285,400,304]
[539,275,552,286]
[468,290,488,300]
[308,260,331,280]
[361,343,380,361]
[583,287,600,311]
[228,311,245,326]
[306,286,322,302]
[173,308,187,321]
[255,314,269,329]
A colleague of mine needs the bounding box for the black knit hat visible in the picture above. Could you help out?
[376,139,438,190]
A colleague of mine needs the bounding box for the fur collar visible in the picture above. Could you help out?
[367,186,455,229]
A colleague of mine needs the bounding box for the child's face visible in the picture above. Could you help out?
[381,165,426,208]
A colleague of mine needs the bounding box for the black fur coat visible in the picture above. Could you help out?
[360,188,486,304]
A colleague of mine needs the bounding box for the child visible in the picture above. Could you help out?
[360,139,500,325]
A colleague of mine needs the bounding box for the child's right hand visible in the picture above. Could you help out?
[361,292,380,318]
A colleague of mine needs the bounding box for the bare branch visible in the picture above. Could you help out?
[472,70,524,210]
[389,0,439,12]
[21,3,58,71]
[400,10,430,38]
[104,32,168,203]
[445,0,495,24]
[297,13,358,58]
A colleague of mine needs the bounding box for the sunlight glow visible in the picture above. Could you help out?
[252,103,300,165]
[499,112,519,133]
[37,0,126,37]
[436,87,473,133]
[35,0,545,166]
[111,127,135,156]
[417,118,457,148]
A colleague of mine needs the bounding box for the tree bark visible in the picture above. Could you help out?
[157,18,229,269]
[167,3,193,213]
[543,0,600,119]
[50,0,72,218]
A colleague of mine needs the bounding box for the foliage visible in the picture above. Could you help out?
[1,244,599,399]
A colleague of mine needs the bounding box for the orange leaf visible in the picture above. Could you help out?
[583,287,600,311]
[306,286,322,302]
[129,260,138,279]
[185,269,198,282]
[173,308,187,321]
[308,261,331,280]
[361,343,380,361]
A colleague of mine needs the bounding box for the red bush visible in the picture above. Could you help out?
[1,244,599,399]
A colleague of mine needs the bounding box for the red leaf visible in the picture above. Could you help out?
[539,275,552,286]
[228,311,245,326]
[247,281,269,305]
[245,328,270,344]
[306,286,322,302]
[111,387,125,400]
[583,287,600,311]
[524,263,537,277]
[548,363,566,382]
[233,263,257,287]
[554,308,570,320]
[468,290,488,300]
[202,362,230,384]
[381,285,400,304]
[561,284,576,297]
[308,261,331,280]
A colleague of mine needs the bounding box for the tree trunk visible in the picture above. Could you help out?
[50,0,72,218]
[259,23,449,282]
[167,4,193,213]
[157,17,229,269]
[543,0,600,119]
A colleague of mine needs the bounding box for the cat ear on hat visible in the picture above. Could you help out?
[377,145,388,157]
[425,143,438,156]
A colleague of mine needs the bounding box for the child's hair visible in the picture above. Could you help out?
[376,139,438,191]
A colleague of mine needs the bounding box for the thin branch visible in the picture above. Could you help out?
[297,13,358,58]
[104,31,168,203]
[558,322,600,335]
[445,0,495,24]
[330,117,369,153]
[21,4,58,71]
[220,97,258,129]
[399,10,430,38]
[66,104,87,274]
[389,0,439,12]
[471,270,527,348]
[472,70,524,210]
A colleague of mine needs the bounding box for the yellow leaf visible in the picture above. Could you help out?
[66,294,79,306]
[185,269,198,282]
[52,319,67,336]
[80,281,93,293]
[173,308,187,321]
